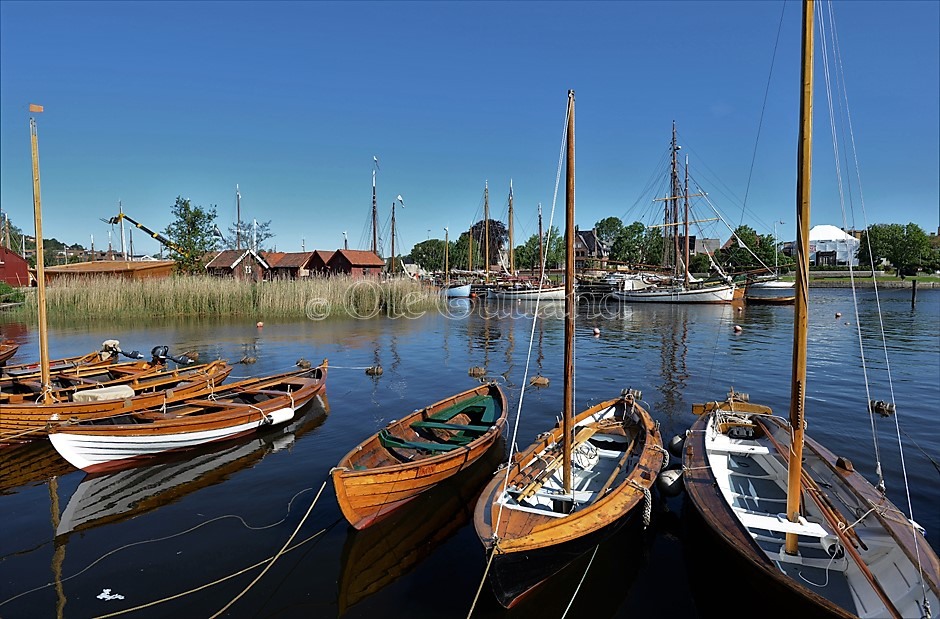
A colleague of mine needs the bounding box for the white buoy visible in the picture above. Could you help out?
[657,467,685,497]
[835,312,842,318]
[256,321,264,328]
[733,325,743,333]
[593,327,600,336]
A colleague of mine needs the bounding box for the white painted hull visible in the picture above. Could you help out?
[612,283,735,304]
[745,280,795,302]
[489,286,567,300]
[443,283,472,298]
[49,408,295,472]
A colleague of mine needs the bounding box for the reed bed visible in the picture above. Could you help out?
[8,275,443,321]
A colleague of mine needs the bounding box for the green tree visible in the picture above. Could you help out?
[594,216,624,247]
[515,226,563,271]
[468,219,508,270]
[164,196,219,274]
[223,219,275,252]
[409,238,447,272]
[713,225,786,273]
[859,223,931,276]
[609,222,648,265]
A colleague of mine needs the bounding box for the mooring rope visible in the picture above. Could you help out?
[0,486,318,608]
[561,544,600,619]
[208,480,327,618]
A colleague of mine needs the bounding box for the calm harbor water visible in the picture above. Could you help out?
[1,288,937,618]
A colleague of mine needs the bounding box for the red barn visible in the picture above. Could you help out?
[0,248,30,286]
[327,249,385,279]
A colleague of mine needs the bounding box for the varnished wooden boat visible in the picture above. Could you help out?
[55,392,330,536]
[1,341,124,379]
[331,381,507,530]
[473,392,662,608]
[473,92,664,609]
[681,4,940,618]
[48,361,327,473]
[0,359,232,444]
[0,341,19,364]
[337,440,503,614]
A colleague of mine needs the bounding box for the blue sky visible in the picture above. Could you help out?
[1,1,937,258]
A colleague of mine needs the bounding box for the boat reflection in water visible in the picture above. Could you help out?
[55,393,329,537]
[337,439,504,614]
[0,441,75,496]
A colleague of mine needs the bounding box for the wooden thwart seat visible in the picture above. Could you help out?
[410,420,491,433]
[378,429,463,453]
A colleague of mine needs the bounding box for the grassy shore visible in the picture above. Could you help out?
[5,275,443,321]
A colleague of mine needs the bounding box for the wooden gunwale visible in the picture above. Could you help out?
[331,382,508,530]
[474,396,662,554]
[0,360,232,442]
[52,366,327,438]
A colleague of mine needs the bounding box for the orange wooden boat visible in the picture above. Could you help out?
[473,92,663,608]
[0,359,232,443]
[331,381,507,530]
[0,341,18,364]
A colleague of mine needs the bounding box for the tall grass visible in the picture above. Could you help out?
[7,275,443,321]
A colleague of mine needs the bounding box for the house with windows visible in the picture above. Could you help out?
[326,249,385,278]
[205,249,269,281]
[574,228,608,270]
[265,251,316,279]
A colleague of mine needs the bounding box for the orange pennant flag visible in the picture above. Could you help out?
[28,104,44,113]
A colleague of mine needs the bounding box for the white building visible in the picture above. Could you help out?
[783,224,859,266]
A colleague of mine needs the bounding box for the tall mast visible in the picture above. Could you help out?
[119,200,127,261]
[684,154,690,288]
[786,0,814,556]
[468,224,474,272]
[371,158,378,255]
[508,180,515,275]
[390,201,396,275]
[670,123,680,275]
[29,106,51,403]
[444,227,450,285]
[484,181,490,282]
[538,203,544,277]
[236,184,242,250]
[562,90,575,495]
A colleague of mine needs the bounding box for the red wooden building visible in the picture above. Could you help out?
[0,248,30,286]
[327,249,385,279]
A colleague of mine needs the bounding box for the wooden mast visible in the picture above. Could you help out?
[670,123,680,276]
[371,160,378,256]
[562,90,575,495]
[236,184,242,250]
[390,201,396,276]
[508,180,515,275]
[484,181,490,282]
[468,224,473,272]
[537,203,544,278]
[444,227,450,285]
[684,155,690,288]
[786,0,814,556]
[29,106,51,403]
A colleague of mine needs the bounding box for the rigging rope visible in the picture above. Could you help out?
[561,544,600,619]
[819,0,928,603]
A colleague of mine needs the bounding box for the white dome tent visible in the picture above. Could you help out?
[783,224,860,267]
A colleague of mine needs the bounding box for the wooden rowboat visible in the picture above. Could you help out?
[0,341,19,364]
[473,92,663,609]
[330,381,508,530]
[0,359,232,444]
[48,361,327,473]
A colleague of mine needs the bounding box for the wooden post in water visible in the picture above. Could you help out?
[911,279,917,308]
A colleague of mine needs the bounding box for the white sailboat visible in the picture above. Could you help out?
[613,123,735,304]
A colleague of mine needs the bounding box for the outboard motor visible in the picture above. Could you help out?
[150,345,170,365]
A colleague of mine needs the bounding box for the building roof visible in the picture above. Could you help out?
[809,225,856,242]
[205,249,270,270]
[268,251,314,269]
[312,250,335,265]
[42,260,177,273]
[329,249,385,267]
[575,229,606,255]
